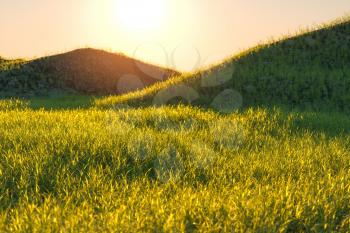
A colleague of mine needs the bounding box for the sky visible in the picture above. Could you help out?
[0,0,350,71]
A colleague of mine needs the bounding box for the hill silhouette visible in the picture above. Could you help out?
[96,16,350,112]
[0,48,179,97]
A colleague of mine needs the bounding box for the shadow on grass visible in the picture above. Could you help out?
[0,95,105,110]
[287,110,350,137]
[254,105,350,138]
[27,95,99,110]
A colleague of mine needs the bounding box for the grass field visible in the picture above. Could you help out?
[1,16,350,232]
[0,99,349,232]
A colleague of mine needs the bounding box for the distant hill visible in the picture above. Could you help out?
[96,16,350,112]
[0,48,179,97]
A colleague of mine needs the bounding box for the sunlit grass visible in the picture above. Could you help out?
[1,15,350,233]
[0,100,349,232]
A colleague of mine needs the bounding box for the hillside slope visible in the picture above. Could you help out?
[0,49,179,97]
[96,17,350,112]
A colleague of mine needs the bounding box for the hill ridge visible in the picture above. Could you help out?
[0,48,180,97]
[95,16,350,112]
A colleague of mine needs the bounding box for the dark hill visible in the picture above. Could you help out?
[0,48,179,97]
[96,16,350,112]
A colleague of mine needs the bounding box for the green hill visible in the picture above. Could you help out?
[0,49,179,98]
[96,16,350,112]
[0,58,24,72]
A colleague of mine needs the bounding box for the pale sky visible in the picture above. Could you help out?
[0,0,350,71]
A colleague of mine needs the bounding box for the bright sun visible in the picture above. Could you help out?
[114,0,166,31]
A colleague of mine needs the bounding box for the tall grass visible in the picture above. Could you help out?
[1,14,350,233]
[0,103,349,232]
[0,99,28,111]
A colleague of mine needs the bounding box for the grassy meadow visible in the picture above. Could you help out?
[0,99,349,232]
[1,16,350,232]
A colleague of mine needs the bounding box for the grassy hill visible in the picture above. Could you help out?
[96,16,350,112]
[0,58,24,72]
[0,48,179,98]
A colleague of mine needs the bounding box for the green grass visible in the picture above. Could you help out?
[28,95,96,110]
[0,95,95,110]
[0,100,349,232]
[0,58,25,71]
[1,16,350,232]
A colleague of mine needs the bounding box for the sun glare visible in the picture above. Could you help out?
[114,0,166,31]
